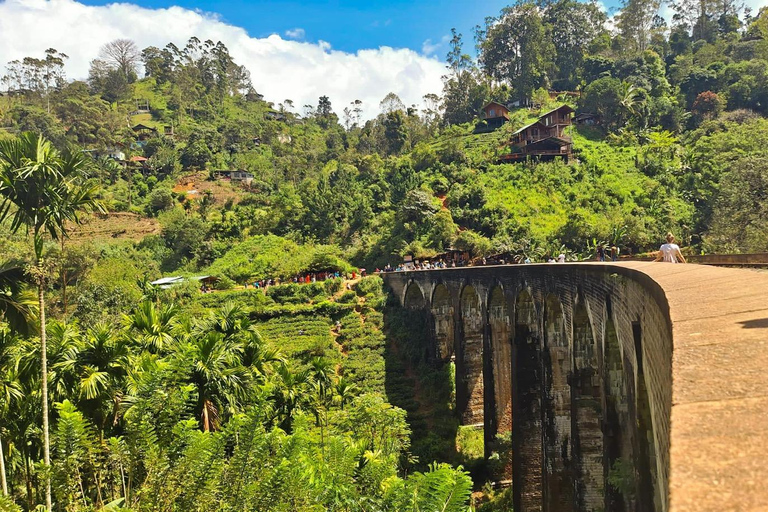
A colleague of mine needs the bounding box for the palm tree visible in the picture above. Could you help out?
[271,364,310,434]
[124,301,178,353]
[176,329,248,432]
[618,82,646,127]
[241,328,283,384]
[0,327,23,497]
[0,261,36,336]
[333,376,358,411]
[75,324,130,437]
[0,132,102,510]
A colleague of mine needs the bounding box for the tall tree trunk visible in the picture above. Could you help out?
[202,402,210,432]
[0,431,7,496]
[25,454,33,511]
[60,236,67,316]
[39,282,52,511]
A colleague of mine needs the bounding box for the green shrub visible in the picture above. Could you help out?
[337,291,358,304]
[355,275,383,297]
[323,277,343,295]
[267,282,326,304]
[215,275,235,290]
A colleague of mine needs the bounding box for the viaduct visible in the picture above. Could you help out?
[381,262,768,512]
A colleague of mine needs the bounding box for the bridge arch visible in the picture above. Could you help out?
[572,296,603,511]
[431,283,455,362]
[513,288,544,512]
[487,285,512,467]
[603,296,632,512]
[459,285,485,426]
[403,280,427,309]
[543,293,573,511]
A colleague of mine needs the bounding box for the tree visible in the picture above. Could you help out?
[616,0,662,54]
[706,156,768,252]
[0,262,35,336]
[580,77,646,130]
[382,110,408,155]
[691,90,723,123]
[125,301,179,353]
[0,327,23,497]
[173,322,248,432]
[671,0,743,39]
[69,324,129,437]
[0,133,102,511]
[272,364,309,433]
[440,30,491,125]
[98,39,140,82]
[379,92,405,114]
[545,0,608,89]
[478,2,555,104]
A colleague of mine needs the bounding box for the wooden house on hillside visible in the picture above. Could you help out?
[480,101,510,131]
[132,124,158,141]
[502,105,575,162]
[213,170,254,186]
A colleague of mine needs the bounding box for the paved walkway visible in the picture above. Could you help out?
[623,262,768,512]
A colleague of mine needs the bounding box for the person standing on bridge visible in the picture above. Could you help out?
[655,232,687,263]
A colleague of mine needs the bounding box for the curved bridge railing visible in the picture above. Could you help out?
[380,262,768,512]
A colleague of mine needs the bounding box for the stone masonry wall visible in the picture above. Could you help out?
[387,263,673,512]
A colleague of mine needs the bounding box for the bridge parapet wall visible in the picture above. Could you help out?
[383,262,768,512]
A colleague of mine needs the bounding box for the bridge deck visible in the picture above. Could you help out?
[622,262,768,512]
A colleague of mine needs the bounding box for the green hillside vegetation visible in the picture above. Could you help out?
[2,1,768,510]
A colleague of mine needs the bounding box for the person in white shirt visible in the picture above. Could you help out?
[654,232,686,263]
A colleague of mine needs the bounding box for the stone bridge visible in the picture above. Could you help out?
[381,262,768,512]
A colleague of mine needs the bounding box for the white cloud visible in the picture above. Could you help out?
[421,35,450,57]
[284,27,305,40]
[0,0,445,120]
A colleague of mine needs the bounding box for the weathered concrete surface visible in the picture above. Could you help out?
[385,262,768,512]
[621,262,768,512]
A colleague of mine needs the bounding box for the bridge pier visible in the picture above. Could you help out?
[487,286,512,469]
[543,294,573,512]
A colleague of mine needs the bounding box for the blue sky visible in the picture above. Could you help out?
[74,0,623,57]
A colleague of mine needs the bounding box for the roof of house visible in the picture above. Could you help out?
[129,156,148,162]
[539,105,575,118]
[512,120,548,136]
[150,275,216,289]
[150,276,184,286]
[511,105,575,136]
[131,124,158,132]
[483,101,509,112]
[574,112,599,119]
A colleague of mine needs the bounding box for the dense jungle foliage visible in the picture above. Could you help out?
[1,0,768,510]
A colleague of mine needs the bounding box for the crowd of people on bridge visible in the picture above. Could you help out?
[381,232,687,272]
[246,269,365,289]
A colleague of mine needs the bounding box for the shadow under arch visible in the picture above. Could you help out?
[572,297,603,511]
[604,296,632,512]
[431,283,454,362]
[403,281,426,309]
[512,289,544,512]
[459,284,484,426]
[543,293,573,511]
[487,285,512,479]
